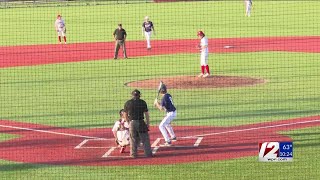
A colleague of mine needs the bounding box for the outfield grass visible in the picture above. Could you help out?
[0,1,320,179]
[1,1,320,46]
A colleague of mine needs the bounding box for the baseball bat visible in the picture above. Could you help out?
[156,81,163,99]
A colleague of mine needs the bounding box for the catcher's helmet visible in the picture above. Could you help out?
[119,109,125,116]
[160,84,167,94]
[131,89,141,97]
[197,31,205,37]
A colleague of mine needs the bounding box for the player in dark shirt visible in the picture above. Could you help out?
[154,84,177,146]
[124,89,153,158]
[141,16,155,50]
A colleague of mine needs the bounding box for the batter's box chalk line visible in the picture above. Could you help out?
[74,138,115,149]
[151,136,204,155]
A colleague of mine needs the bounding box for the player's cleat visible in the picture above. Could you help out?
[160,141,172,147]
[113,58,117,60]
[170,137,177,141]
[120,146,125,153]
[64,42,67,44]
[203,73,210,78]
[147,47,151,50]
[198,73,204,78]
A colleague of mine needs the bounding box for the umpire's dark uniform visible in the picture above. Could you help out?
[124,89,153,158]
[113,24,128,59]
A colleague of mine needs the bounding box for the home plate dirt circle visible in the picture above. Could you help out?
[126,75,266,89]
[1,117,320,166]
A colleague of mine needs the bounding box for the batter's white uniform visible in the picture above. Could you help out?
[55,18,66,37]
[200,36,209,66]
[159,93,176,143]
[112,119,130,146]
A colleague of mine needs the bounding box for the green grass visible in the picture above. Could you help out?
[1,1,320,46]
[0,1,320,179]
[0,52,319,127]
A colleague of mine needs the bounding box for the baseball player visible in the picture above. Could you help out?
[197,31,210,78]
[244,0,253,17]
[54,15,67,44]
[142,16,155,50]
[112,109,130,153]
[154,84,177,146]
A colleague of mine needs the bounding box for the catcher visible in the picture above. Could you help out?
[112,109,130,153]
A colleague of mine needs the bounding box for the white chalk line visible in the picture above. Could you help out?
[74,139,89,149]
[151,138,161,148]
[0,124,111,140]
[102,147,117,158]
[194,137,203,147]
[184,119,320,138]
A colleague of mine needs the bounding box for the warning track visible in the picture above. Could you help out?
[0,116,319,166]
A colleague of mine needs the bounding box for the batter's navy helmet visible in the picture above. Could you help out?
[160,84,167,94]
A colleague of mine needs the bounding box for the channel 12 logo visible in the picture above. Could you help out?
[259,142,293,162]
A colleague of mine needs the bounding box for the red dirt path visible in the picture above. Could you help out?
[127,75,265,89]
[1,36,320,68]
[0,116,319,166]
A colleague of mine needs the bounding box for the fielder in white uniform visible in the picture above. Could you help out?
[244,0,253,17]
[154,84,177,146]
[142,16,155,50]
[197,31,210,78]
[112,109,130,153]
[55,15,67,44]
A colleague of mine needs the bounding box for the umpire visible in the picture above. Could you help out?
[123,89,153,158]
[113,23,128,59]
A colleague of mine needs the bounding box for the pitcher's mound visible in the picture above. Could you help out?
[126,75,265,89]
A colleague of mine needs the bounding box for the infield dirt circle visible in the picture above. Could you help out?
[126,75,265,89]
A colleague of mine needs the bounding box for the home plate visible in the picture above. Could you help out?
[224,45,234,48]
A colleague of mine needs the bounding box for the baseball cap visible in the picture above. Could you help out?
[197,31,205,36]
[131,89,141,97]
[118,23,122,26]
[57,14,61,18]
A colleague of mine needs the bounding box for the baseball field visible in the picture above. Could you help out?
[0,1,320,179]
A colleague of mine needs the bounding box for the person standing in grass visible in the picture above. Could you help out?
[54,14,67,44]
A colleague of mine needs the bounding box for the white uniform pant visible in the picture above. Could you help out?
[57,27,66,37]
[200,53,208,66]
[246,1,252,16]
[159,111,176,142]
[116,130,130,147]
[144,31,152,48]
